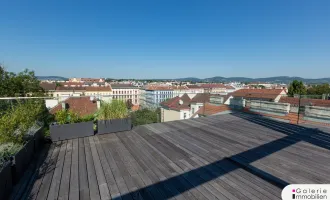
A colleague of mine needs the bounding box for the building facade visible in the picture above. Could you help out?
[144,86,174,108]
[111,84,140,105]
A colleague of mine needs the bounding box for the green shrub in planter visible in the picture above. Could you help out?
[51,110,96,141]
[97,100,129,120]
[96,100,131,134]
[0,143,22,169]
[0,99,48,144]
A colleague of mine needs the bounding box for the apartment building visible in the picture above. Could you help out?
[172,85,191,98]
[84,86,112,97]
[201,83,235,94]
[160,94,191,122]
[53,87,86,101]
[111,84,140,105]
[186,85,204,94]
[144,85,174,108]
[160,93,211,122]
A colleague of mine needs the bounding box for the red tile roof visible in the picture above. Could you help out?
[191,93,211,103]
[111,84,138,89]
[186,85,202,89]
[279,97,330,107]
[225,85,236,89]
[56,86,86,91]
[160,94,191,111]
[40,82,57,91]
[85,86,112,91]
[201,84,227,89]
[172,86,189,90]
[50,97,98,117]
[232,89,285,100]
[191,104,231,117]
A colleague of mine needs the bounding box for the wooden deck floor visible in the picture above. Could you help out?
[22,113,330,200]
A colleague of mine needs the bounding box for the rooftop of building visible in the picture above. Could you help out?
[85,86,112,92]
[279,96,330,107]
[21,113,330,200]
[111,84,138,89]
[232,89,286,100]
[160,93,191,110]
[40,82,57,91]
[50,96,98,116]
[191,103,231,117]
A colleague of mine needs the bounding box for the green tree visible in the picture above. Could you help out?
[307,84,330,95]
[0,65,44,97]
[288,80,307,96]
[131,108,160,126]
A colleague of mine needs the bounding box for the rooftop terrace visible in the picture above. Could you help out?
[20,113,330,200]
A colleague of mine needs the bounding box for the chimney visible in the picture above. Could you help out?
[61,102,66,111]
[97,100,101,109]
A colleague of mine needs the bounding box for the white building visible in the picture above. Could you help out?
[111,84,140,105]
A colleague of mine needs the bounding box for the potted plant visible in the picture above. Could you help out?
[97,100,132,134]
[50,110,94,141]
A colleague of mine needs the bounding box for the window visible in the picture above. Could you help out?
[192,108,195,114]
[184,113,187,119]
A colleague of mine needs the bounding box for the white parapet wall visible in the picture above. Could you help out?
[250,100,290,116]
[304,106,330,123]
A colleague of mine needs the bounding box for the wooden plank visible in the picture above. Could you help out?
[84,137,101,200]
[98,134,132,200]
[104,134,143,200]
[78,138,90,200]
[132,129,215,200]
[94,136,121,200]
[69,139,80,200]
[36,142,61,200]
[119,131,182,200]
[58,140,73,200]
[116,132,168,200]
[47,140,67,200]
[19,144,53,200]
[112,134,154,200]
[125,131,189,200]
[89,137,111,200]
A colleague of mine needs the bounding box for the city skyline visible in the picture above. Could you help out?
[1,0,330,79]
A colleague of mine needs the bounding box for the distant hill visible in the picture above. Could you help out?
[37,76,68,81]
[175,76,330,84]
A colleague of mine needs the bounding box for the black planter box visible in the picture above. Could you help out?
[0,162,13,200]
[50,121,94,142]
[97,118,132,134]
[33,127,44,152]
[12,140,34,183]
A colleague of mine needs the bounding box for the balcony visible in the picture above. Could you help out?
[8,113,330,200]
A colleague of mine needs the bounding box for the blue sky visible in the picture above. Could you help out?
[0,0,329,79]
